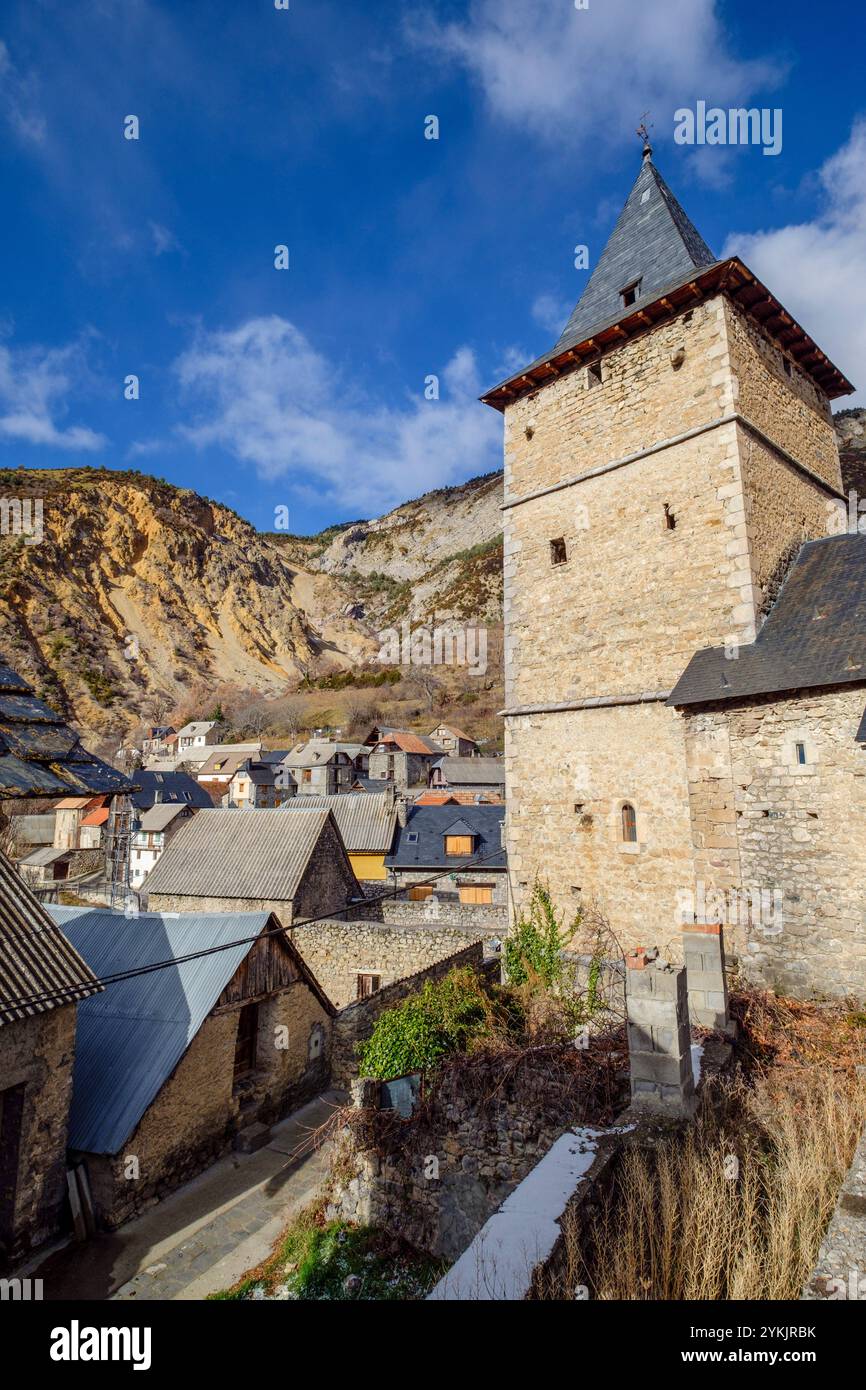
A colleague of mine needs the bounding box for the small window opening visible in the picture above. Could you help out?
[620,279,642,308]
[357,973,381,999]
[621,802,637,843]
[586,361,602,388]
[795,742,807,765]
[663,503,677,531]
[550,537,568,566]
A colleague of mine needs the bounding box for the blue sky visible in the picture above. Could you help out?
[0,0,863,534]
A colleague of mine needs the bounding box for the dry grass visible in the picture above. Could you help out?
[554,1009,866,1301]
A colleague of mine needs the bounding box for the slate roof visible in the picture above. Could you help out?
[176,720,221,740]
[555,154,716,356]
[669,533,866,707]
[375,731,441,756]
[196,745,262,779]
[0,661,135,799]
[0,851,102,1027]
[432,756,506,786]
[140,806,343,901]
[48,907,290,1153]
[280,792,397,853]
[385,804,506,871]
[130,770,212,811]
[284,740,352,768]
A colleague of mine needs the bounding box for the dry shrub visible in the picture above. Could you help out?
[561,1067,865,1301]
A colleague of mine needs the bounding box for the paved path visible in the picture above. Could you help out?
[34,1091,346,1302]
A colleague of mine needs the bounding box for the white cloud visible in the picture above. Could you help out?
[409,0,778,154]
[531,293,571,337]
[723,120,866,404]
[0,40,47,145]
[149,221,182,256]
[174,316,501,511]
[0,338,105,451]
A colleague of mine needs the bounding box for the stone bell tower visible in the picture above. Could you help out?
[481,144,852,945]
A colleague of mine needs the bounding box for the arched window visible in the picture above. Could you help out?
[621,802,637,843]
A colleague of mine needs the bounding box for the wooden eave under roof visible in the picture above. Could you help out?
[480,258,854,411]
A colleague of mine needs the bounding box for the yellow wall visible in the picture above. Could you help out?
[348,852,387,881]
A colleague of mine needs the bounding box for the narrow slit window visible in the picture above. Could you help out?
[663,503,676,531]
[621,802,637,843]
[795,742,807,765]
[550,537,568,566]
[783,358,792,377]
[586,361,602,388]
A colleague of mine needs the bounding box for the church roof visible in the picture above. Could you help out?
[554,152,716,355]
[668,532,866,708]
[482,156,853,409]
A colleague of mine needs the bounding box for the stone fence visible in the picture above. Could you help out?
[330,940,485,1087]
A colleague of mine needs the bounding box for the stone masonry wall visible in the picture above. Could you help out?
[0,1005,77,1264]
[84,980,331,1229]
[329,941,484,1087]
[506,700,695,949]
[681,686,866,999]
[291,920,487,1009]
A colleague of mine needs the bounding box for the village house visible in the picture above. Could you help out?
[141,806,361,923]
[280,790,397,881]
[484,144,861,998]
[17,845,84,891]
[129,803,197,889]
[227,757,297,808]
[428,723,479,757]
[428,756,506,798]
[52,795,110,851]
[48,905,335,1230]
[284,740,356,795]
[385,803,507,909]
[0,658,134,1267]
[141,726,175,759]
[367,730,444,792]
[131,769,212,812]
[175,719,225,756]
[0,855,103,1268]
[195,744,264,787]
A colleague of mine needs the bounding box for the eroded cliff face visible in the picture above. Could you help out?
[0,468,376,736]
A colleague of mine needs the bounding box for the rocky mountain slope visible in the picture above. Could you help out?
[269,470,503,628]
[0,468,378,738]
[0,466,505,740]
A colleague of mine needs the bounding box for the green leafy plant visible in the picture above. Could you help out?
[357,967,494,1080]
[504,880,575,989]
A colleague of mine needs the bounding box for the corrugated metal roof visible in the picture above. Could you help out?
[669,533,866,707]
[48,906,269,1153]
[20,846,71,867]
[280,792,397,853]
[432,757,506,786]
[0,851,102,1027]
[138,803,191,832]
[140,807,334,900]
[284,740,351,768]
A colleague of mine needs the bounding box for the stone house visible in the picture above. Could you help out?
[280,790,397,881]
[483,146,860,998]
[428,756,506,797]
[129,803,196,890]
[49,905,335,1230]
[669,532,866,997]
[385,804,507,910]
[142,806,361,924]
[428,723,479,757]
[228,758,297,808]
[368,731,443,791]
[141,726,175,759]
[0,853,102,1270]
[285,740,356,795]
[53,796,109,851]
[290,920,488,1009]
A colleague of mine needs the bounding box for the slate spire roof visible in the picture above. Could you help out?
[554,150,717,356]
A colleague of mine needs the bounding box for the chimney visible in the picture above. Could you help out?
[396,795,409,828]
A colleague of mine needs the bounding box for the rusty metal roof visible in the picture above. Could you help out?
[0,850,102,1027]
[0,661,136,798]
